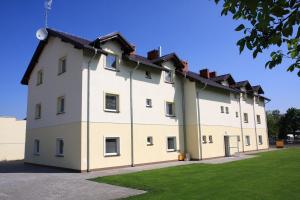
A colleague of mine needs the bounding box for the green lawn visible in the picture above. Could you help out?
[93,148,300,200]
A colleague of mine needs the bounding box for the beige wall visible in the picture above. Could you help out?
[0,117,26,161]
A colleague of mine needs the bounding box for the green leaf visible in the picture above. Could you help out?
[235,24,245,31]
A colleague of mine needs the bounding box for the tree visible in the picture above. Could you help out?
[214,0,300,76]
[267,110,281,137]
[279,107,300,138]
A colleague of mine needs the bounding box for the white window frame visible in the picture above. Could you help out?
[58,57,67,75]
[57,96,65,115]
[245,136,250,146]
[166,137,176,152]
[244,113,249,123]
[164,70,174,83]
[145,71,152,79]
[165,101,175,117]
[105,54,118,71]
[33,139,40,155]
[236,112,239,118]
[104,137,120,156]
[104,93,120,112]
[37,70,43,85]
[56,138,64,157]
[257,115,261,124]
[242,93,248,101]
[147,136,153,146]
[258,135,263,145]
[209,135,213,143]
[202,135,207,144]
[35,103,42,119]
[146,99,152,108]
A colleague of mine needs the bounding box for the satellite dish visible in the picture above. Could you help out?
[36,28,48,40]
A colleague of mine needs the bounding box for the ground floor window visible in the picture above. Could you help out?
[104,137,120,156]
[167,137,176,152]
[202,135,207,144]
[245,136,250,146]
[147,136,153,145]
[33,139,40,155]
[56,138,64,157]
[258,135,263,145]
[209,135,213,143]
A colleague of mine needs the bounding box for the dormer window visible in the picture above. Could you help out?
[145,71,152,79]
[105,54,117,70]
[164,70,174,83]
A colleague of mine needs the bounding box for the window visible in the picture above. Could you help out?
[202,135,207,144]
[58,57,66,75]
[242,93,247,101]
[104,137,120,156]
[165,102,175,117]
[257,115,261,124]
[245,136,250,146]
[105,54,117,70]
[255,97,260,104]
[225,107,229,114]
[244,113,249,123]
[258,135,263,145]
[209,135,213,143]
[220,106,224,113]
[56,138,64,156]
[57,96,65,114]
[145,71,152,79]
[236,112,239,118]
[167,137,176,151]
[105,93,119,112]
[234,93,239,99]
[147,136,153,145]
[164,70,174,83]
[237,136,240,142]
[146,99,152,108]
[35,103,42,119]
[37,70,43,85]
[33,139,40,155]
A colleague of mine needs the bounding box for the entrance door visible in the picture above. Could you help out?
[224,136,230,157]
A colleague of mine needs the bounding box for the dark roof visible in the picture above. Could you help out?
[234,81,253,91]
[21,28,105,85]
[123,54,168,71]
[151,53,185,69]
[252,85,264,94]
[179,71,240,93]
[92,32,135,53]
[210,74,236,85]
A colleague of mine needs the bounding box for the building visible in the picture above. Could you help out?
[21,29,269,171]
[0,117,26,161]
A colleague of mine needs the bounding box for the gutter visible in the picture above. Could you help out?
[129,61,140,167]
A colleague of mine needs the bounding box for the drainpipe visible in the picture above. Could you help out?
[181,78,187,154]
[196,83,207,160]
[264,99,271,149]
[252,96,259,151]
[238,94,245,152]
[129,61,140,167]
[87,48,98,172]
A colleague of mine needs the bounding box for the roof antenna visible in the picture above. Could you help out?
[36,0,53,41]
[158,46,162,57]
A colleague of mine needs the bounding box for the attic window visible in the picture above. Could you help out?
[145,71,152,79]
[164,70,174,83]
[105,54,117,70]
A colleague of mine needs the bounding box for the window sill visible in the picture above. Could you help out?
[58,72,66,76]
[57,112,65,115]
[33,153,40,156]
[104,109,120,113]
[35,117,41,120]
[209,142,213,144]
[56,154,64,157]
[164,80,174,84]
[147,143,153,146]
[146,105,152,108]
[245,144,250,146]
[202,142,207,144]
[244,122,248,123]
[104,153,120,157]
[36,83,43,86]
[167,149,176,152]
[166,114,176,118]
[104,67,119,72]
[145,76,152,79]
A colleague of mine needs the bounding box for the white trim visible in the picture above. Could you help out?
[166,136,176,152]
[103,136,120,157]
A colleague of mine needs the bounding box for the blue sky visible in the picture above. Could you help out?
[0,0,299,119]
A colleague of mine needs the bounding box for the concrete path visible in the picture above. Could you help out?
[0,151,265,200]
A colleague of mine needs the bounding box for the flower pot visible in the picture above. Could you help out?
[276,140,284,148]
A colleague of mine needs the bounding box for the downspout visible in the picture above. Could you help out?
[129,61,140,167]
[252,95,259,151]
[196,82,207,160]
[87,48,98,172]
[181,76,187,154]
[264,99,271,149]
[238,94,245,152]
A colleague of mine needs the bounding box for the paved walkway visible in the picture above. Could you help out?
[0,150,268,200]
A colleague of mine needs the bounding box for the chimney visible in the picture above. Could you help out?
[209,71,216,78]
[199,69,210,78]
[147,49,160,60]
[130,45,136,55]
[181,60,189,73]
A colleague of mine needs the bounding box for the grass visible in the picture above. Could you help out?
[93,148,300,200]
